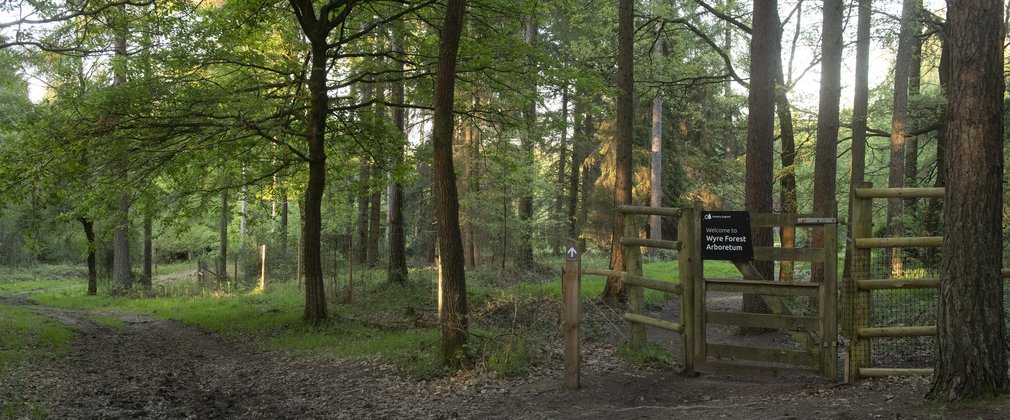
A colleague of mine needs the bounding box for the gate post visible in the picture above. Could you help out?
[563,239,581,389]
[846,182,873,382]
[678,205,697,375]
[820,212,839,379]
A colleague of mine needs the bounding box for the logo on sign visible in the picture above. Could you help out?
[700,211,754,261]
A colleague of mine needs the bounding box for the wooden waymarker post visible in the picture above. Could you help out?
[562,240,581,389]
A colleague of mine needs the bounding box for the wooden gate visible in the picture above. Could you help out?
[691,208,838,379]
[576,203,839,379]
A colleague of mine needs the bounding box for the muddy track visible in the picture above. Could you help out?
[6,296,1010,419]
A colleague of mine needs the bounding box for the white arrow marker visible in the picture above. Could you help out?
[566,247,578,260]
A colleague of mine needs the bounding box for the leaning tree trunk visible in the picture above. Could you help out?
[928,0,1008,401]
[602,0,634,306]
[432,0,469,368]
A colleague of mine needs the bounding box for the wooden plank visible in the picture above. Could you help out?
[1003,268,1010,278]
[854,236,942,249]
[620,237,682,251]
[582,268,623,277]
[624,313,684,332]
[623,275,682,295]
[854,187,944,199]
[857,326,936,338]
[856,278,939,289]
[707,344,816,366]
[753,246,825,262]
[616,205,683,217]
[678,204,697,375]
[707,311,819,332]
[750,213,817,227]
[859,368,933,378]
[797,217,838,225]
[731,261,819,354]
[696,360,819,377]
[706,278,821,297]
[692,201,707,363]
[562,240,581,390]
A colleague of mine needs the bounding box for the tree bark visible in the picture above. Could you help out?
[649,33,665,244]
[367,166,381,268]
[843,0,872,282]
[603,0,634,306]
[356,161,370,264]
[928,0,1008,400]
[219,189,229,282]
[775,7,797,282]
[567,90,586,239]
[387,26,408,285]
[142,212,152,288]
[432,0,469,368]
[924,29,949,269]
[554,87,569,254]
[886,0,918,276]
[79,217,97,296]
[110,8,131,293]
[811,0,843,284]
[742,0,777,314]
[517,13,538,269]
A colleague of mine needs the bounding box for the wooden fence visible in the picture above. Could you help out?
[846,182,1010,382]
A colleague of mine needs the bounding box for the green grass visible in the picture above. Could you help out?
[0,304,74,419]
[88,315,127,331]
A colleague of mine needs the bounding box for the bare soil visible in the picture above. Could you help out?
[3,295,1010,419]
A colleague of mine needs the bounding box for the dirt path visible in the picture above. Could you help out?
[6,297,1010,419]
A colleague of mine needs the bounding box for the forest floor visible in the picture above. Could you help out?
[3,290,1010,419]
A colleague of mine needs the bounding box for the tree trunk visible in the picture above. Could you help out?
[280,190,289,251]
[649,33,665,244]
[843,0,872,282]
[886,0,918,277]
[80,217,97,296]
[603,0,634,306]
[219,189,229,282]
[554,87,569,254]
[356,161,370,264]
[567,91,586,239]
[367,167,381,268]
[110,10,131,293]
[928,0,1008,400]
[432,0,469,368]
[924,30,949,269]
[810,0,843,284]
[387,27,408,285]
[742,0,777,314]
[905,20,923,236]
[142,212,152,288]
[517,13,538,269]
[774,8,797,282]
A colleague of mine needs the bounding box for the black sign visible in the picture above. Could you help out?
[700,211,754,261]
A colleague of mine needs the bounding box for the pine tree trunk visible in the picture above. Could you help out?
[887,0,918,277]
[843,0,872,282]
[742,0,777,314]
[432,0,469,368]
[649,32,665,245]
[387,27,408,285]
[110,9,132,293]
[367,170,381,268]
[517,14,537,269]
[811,0,843,284]
[603,0,634,305]
[928,0,1008,400]
[774,12,797,282]
[356,161,370,264]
